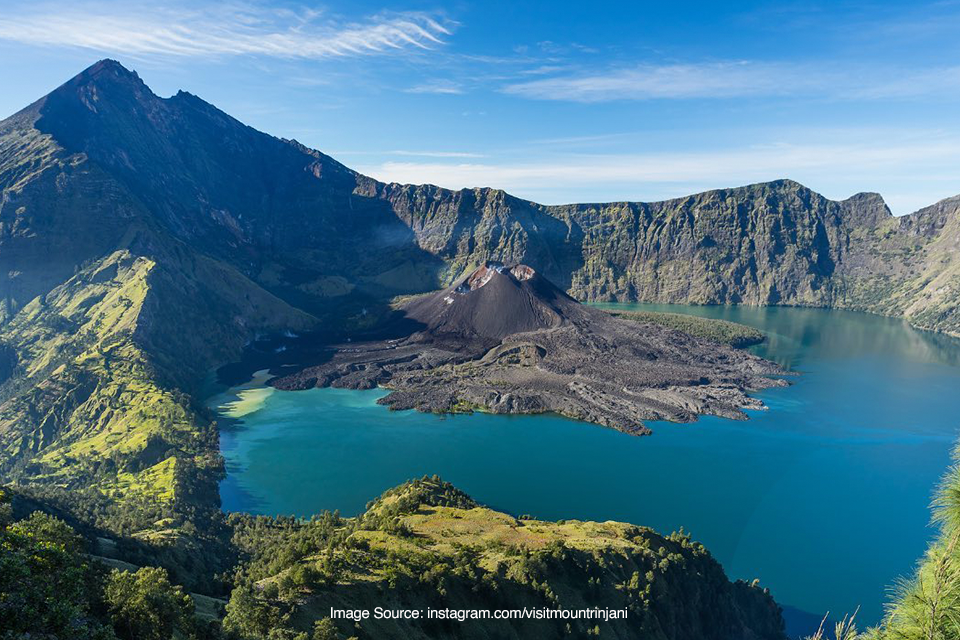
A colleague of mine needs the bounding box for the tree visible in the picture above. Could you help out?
[0,510,115,639]
[8,510,85,554]
[105,566,195,640]
[223,584,284,639]
[313,618,340,640]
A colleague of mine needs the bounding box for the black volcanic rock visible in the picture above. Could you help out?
[403,263,588,340]
[272,265,786,434]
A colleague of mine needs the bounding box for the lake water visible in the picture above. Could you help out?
[209,305,960,629]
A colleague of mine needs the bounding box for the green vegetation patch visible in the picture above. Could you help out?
[219,476,785,640]
[0,489,208,640]
[611,311,765,348]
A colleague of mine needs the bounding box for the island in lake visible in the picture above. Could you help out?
[2,57,959,640]
[272,262,786,434]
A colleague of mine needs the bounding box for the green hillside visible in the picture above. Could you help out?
[0,60,956,521]
[0,59,959,639]
[0,479,787,640]
[221,477,785,640]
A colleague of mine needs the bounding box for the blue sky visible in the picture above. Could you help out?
[2,1,960,213]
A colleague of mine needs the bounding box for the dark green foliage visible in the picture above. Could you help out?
[216,478,785,640]
[104,566,197,640]
[612,311,765,348]
[0,494,115,639]
[222,585,288,639]
[227,509,349,586]
[14,483,169,537]
[0,488,220,640]
[10,483,235,594]
[312,618,339,640]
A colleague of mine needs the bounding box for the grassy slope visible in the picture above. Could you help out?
[224,477,786,640]
[0,244,315,532]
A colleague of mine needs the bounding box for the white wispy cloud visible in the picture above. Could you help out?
[852,66,960,99]
[502,61,960,102]
[404,79,465,95]
[0,2,452,59]
[388,150,485,158]
[502,62,813,102]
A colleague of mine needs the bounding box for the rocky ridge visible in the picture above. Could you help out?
[0,59,956,524]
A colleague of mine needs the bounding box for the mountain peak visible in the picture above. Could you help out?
[459,262,537,292]
[840,191,892,225]
[1,59,145,126]
[403,262,580,341]
[71,59,145,90]
[87,58,133,74]
[34,58,153,127]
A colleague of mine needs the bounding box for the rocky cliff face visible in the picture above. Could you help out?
[0,59,958,522]
[5,60,957,337]
[378,180,958,334]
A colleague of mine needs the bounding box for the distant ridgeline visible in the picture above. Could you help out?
[0,59,958,638]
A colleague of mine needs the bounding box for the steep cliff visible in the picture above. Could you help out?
[0,59,957,526]
[378,181,959,335]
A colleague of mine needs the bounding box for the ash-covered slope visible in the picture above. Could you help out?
[274,263,785,434]
[403,262,589,341]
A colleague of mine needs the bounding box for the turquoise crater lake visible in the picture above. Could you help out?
[209,305,960,627]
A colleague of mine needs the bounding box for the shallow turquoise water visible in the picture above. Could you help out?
[210,305,960,627]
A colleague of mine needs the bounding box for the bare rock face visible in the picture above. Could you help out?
[272,263,786,435]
